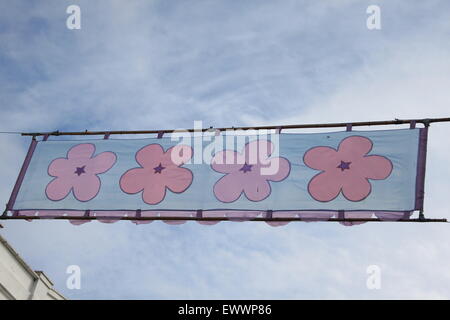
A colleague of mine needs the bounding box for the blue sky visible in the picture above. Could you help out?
[1,0,450,299]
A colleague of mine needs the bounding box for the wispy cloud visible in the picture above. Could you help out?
[1,0,450,299]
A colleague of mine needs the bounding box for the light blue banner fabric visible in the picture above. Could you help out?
[11,129,422,213]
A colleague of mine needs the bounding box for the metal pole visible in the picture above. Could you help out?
[0,215,447,223]
[20,117,450,137]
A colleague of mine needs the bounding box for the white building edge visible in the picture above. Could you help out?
[0,234,65,300]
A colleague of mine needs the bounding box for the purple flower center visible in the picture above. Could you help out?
[153,163,165,174]
[337,161,351,171]
[239,163,253,173]
[74,165,86,176]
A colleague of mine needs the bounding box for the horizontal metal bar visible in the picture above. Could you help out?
[0,216,447,223]
[20,117,450,137]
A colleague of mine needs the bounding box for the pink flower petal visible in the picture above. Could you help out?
[46,177,73,201]
[308,171,342,202]
[67,143,95,160]
[168,145,193,166]
[353,155,393,180]
[303,146,339,171]
[338,136,373,158]
[120,168,148,194]
[88,152,117,174]
[243,178,271,201]
[244,140,274,164]
[211,150,244,173]
[164,167,193,193]
[142,182,167,205]
[72,174,101,201]
[214,174,245,202]
[260,157,290,181]
[48,158,72,177]
[341,175,371,201]
[136,144,165,168]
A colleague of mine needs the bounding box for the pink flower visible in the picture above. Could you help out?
[211,140,290,202]
[303,136,393,202]
[120,144,193,205]
[46,144,117,202]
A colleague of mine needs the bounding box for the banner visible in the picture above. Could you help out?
[6,128,427,226]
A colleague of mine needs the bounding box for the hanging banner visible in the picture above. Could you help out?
[5,128,427,226]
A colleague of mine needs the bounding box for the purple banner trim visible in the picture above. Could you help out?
[9,209,412,227]
[6,139,38,211]
[414,127,428,211]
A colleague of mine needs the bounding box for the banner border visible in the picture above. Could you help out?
[414,127,428,211]
[5,139,38,212]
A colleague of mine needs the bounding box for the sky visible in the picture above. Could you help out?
[1,0,450,299]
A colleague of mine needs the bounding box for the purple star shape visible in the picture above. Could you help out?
[74,165,86,176]
[153,163,165,174]
[239,163,253,173]
[337,160,351,171]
